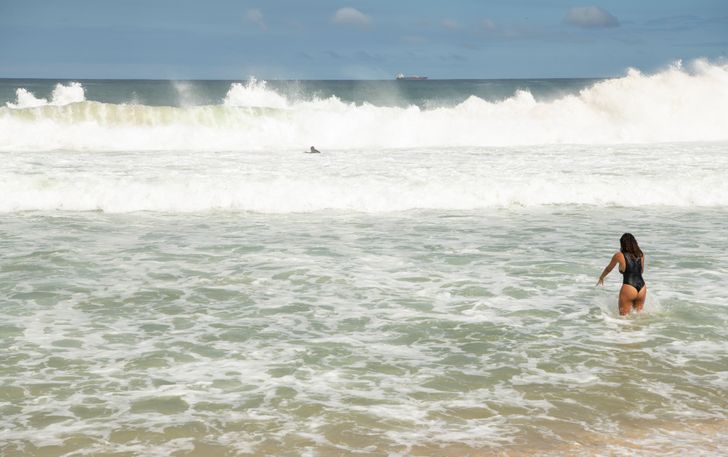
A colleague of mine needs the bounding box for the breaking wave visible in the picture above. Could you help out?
[1,60,727,151]
[6,82,86,109]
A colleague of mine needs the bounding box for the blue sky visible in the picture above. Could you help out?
[1,0,726,79]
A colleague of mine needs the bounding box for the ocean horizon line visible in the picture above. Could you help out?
[0,75,612,82]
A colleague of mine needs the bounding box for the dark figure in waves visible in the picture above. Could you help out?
[597,233,647,315]
[305,146,321,154]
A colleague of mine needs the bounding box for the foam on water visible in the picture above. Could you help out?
[1,60,728,151]
[1,208,727,455]
[5,81,85,109]
[223,77,290,109]
[1,142,727,213]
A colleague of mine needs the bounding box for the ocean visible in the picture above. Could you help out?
[1,60,727,456]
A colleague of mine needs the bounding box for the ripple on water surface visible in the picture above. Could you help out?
[1,208,727,455]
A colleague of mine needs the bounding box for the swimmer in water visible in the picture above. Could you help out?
[305,146,321,154]
[597,233,647,316]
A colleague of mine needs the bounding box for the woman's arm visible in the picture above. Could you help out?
[597,252,620,286]
[641,255,645,273]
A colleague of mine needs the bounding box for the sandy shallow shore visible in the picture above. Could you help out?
[2,418,726,456]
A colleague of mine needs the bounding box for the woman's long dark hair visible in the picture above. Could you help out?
[620,233,643,258]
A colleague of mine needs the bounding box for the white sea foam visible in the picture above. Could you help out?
[6,81,85,109]
[49,81,86,105]
[1,141,727,213]
[223,77,289,108]
[6,88,48,108]
[2,208,726,455]
[1,60,727,151]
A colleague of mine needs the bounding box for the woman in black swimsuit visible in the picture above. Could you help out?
[597,233,647,316]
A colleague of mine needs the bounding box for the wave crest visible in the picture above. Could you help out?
[1,60,728,151]
[223,77,289,108]
[6,82,85,109]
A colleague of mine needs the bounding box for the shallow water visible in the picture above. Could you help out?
[2,208,727,456]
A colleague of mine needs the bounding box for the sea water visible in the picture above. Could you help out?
[1,60,727,456]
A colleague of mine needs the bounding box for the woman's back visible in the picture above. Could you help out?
[622,252,645,292]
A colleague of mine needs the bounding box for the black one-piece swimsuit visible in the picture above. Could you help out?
[622,253,645,292]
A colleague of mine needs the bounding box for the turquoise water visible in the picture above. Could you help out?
[2,209,727,455]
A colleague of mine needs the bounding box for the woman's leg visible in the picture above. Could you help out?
[619,285,638,316]
[633,285,647,312]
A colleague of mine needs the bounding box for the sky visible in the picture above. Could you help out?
[1,0,727,79]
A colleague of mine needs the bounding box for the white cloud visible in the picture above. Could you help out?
[332,7,371,27]
[245,8,266,30]
[564,6,619,28]
[441,19,459,30]
[481,19,497,31]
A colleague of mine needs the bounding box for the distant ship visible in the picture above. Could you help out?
[395,73,428,80]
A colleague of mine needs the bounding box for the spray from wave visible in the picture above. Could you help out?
[6,82,86,109]
[223,77,289,109]
[1,60,727,152]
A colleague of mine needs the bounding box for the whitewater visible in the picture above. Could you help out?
[1,61,728,213]
[2,60,728,153]
[1,60,728,456]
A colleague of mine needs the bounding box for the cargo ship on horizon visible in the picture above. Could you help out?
[395,73,428,80]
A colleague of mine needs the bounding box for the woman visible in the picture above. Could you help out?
[597,233,646,315]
